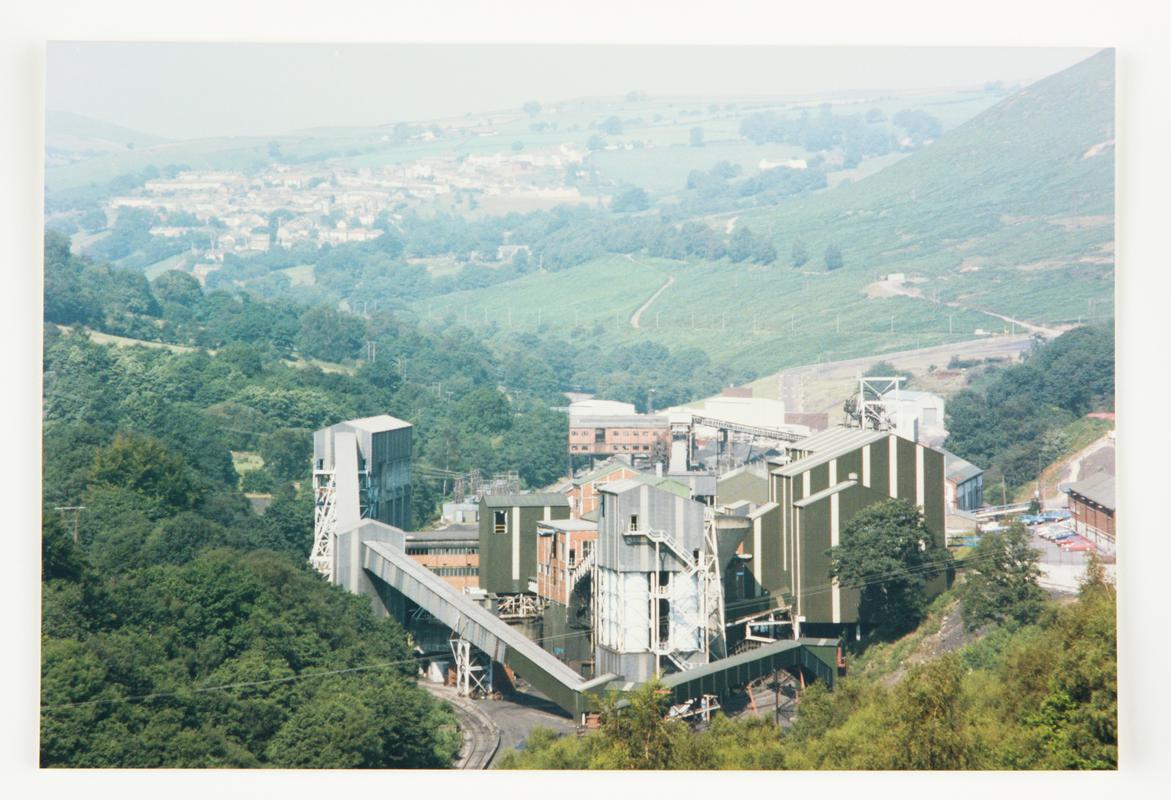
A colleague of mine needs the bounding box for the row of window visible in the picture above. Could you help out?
[431,567,479,577]
[570,444,653,452]
[405,546,477,556]
[569,430,664,438]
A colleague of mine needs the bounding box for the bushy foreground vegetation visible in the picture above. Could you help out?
[497,570,1116,770]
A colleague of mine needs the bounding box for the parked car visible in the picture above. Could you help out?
[1019,514,1046,526]
[1062,539,1097,552]
[1042,510,1072,521]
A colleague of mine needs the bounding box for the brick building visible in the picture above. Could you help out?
[535,518,598,606]
[1065,470,1116,553]
[403,528,479,591]
[566,461,689,518]
[567,414,670,458]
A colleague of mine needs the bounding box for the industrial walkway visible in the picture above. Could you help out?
[353,528,838,718]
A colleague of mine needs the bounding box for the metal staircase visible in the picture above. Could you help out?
[567,548,595,589]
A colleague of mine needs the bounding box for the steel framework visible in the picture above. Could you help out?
[611,511,727,677]
[310,466,372,581]
[855,376,905,432]
[496,593,543,620]
[450,634,494,698]
[310,468,337,579]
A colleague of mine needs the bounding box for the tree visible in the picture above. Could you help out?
[611,186,649,213]
[824,243,844,270]
[888,654,975,768]
[958,523,1046,631]
[457,388,513,435]
[689,126,704,147]
[830,499,952,636]
[42,510,87,581]
[791,239,809,268]
[294,305,365,362]
[864,360,912,388]
[594,680,680,769]
[523,100,542,116]
[153,270,203,307]
[89,433,202,511]
[259,428,313,482]
[586,134,606,151]
[599,115,624,135]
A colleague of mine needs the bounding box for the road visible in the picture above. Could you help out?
[1040,433,1115,508]
[629,273,675,329]
[767,332,1042,416]
[1029,524,1116,594]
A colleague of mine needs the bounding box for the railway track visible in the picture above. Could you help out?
[421,683,502,769]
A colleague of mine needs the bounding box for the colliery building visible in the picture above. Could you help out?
[404,527,479,591]
[312,414,948,718]
[1065,470,1116,553]
[745,428,946,636]
[478,493,570,596]
[567,461,690,518]
[568,414,670,458]
[310,415,412,579]
[943,449,985,512]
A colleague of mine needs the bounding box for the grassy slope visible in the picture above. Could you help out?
[414,52,1113,375]
[736,49,1115,324]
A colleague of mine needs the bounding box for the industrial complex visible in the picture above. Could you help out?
[306,377,997,726]
[303,368,1117,736]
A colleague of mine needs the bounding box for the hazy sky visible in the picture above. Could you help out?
[47,43,1099,140]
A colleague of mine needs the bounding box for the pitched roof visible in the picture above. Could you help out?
[573,461,642,487]
[1066,470,1115,511]
[717,467,770,506]
[773,428,888,478]
[793,479,859,508]
[597,478,645,496]
[536,518,598,533]
[332,414,412,433]
[942,449,984,483]
[480,492,569,508]
[570,415,669,428]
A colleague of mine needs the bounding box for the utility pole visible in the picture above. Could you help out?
[54,506,85,545]
[774,667,781,726]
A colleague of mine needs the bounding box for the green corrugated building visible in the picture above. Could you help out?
[742,428,946,636]
[478,493,570,594]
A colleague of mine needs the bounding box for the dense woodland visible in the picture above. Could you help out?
[945,323,1115,497]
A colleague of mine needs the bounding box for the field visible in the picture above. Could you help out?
[413,53,1113,378]
[279,264,316,286]
[143,252,190,280]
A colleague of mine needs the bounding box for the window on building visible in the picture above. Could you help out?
[629,514,639,531]
[494,510,508,534]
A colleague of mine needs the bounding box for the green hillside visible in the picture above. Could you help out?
[416,51,1114,375]
[46,110,171,152]
[735,48,1115,321]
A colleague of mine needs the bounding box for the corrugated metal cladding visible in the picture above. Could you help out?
[596,482,705,573]
[478,496,569,594]
[371,426,412,530]
[314,416,413,530]
[749,433,946,627]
